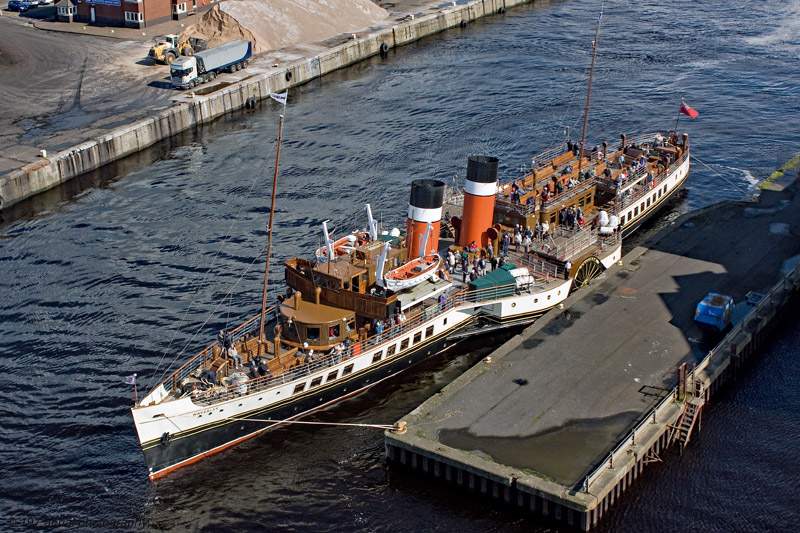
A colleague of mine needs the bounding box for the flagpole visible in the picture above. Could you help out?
[259,111,284,354]
[133,374,138,405]
[674,99,683,131]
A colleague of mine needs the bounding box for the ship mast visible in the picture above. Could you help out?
[259,113,284,352]
[578,5,603,173]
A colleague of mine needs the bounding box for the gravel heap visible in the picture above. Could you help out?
[182,0,388,53]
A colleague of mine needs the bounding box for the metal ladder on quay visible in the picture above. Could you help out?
[667,362,706,453]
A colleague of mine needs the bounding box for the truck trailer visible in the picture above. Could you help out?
[170,40,252,90]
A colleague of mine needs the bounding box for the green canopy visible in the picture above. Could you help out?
[468,263,518,302]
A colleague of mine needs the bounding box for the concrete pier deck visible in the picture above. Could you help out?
[385,180,800,529]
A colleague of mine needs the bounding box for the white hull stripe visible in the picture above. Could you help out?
[465,180,498,197]
[407,206,442,223]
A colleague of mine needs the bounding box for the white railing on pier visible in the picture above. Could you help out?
[582,261,800,494]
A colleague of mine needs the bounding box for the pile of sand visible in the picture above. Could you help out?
[182,0,388,54]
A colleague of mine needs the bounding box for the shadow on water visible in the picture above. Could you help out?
[438,410,641,487]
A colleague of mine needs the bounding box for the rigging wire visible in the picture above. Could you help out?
[146,103,293,391]
[223,417,406,432]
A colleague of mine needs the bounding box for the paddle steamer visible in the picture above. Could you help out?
[132,131,690,478]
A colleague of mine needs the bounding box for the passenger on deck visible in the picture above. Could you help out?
[304,350,317,364]
[617,154,625,168]
[567,177,578,188]
[203,368,217,386]
[561,164,573,176]
[249,358,261,379]
[486,242,494,259]
[227,345,242,369]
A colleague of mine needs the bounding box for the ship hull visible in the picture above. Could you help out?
[141,323,464,479]
[619,155,690,239]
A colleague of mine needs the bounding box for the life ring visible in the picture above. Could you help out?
[379,42,389,56]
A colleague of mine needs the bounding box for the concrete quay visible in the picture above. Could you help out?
[385,177,800,530]
[0,0,534,210]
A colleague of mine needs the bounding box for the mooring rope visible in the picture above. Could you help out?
[224,417,406,432]
[693,156,751,194]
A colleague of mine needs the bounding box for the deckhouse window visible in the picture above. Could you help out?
[327,370,338,382]
[310,377,323,388]
[329,325,340,340]
[307,327,320,341]
[293,383,306,395]
[387,344,397,356]
[343,364,354,376]
[400,338,409,350]
[372,351,383,363]
[413,332,422,344]
[425,326,434,338]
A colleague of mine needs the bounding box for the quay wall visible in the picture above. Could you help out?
[385,244,800,531]
[0,0,535,210]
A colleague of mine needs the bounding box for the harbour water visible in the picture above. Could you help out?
[1,0,800,530]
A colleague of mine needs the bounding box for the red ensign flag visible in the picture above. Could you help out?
[680,102,699,119]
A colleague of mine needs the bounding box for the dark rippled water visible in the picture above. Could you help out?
[2,0,800,530]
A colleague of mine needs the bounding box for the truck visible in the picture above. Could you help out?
[170,40,253,90]
[149,35,207,65]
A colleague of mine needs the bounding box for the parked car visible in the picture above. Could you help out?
[8,0,34,11]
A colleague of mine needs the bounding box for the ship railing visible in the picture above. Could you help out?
[494,196,537,217]
[615,150,689,210]
[443,184,464,207]
[603,132,661,155]
[582,250,794,495]
[515,254,563,280]
[531,143,569,169]
[159,307,278,396]
[189,280,563,408]
[549,227,600,260]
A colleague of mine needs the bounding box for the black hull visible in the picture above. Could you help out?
[142,326,462,477]
[620,172,688,240]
